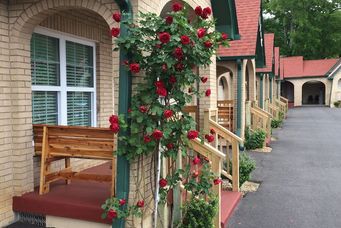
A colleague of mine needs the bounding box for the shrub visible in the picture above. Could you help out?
[244,128,266,150]
[271,119,282,128]
[228,152,256,186]
[178,196,218,228]
[279,111,284,120]
[334,101,341,108]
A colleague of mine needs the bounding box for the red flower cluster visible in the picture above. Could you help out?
[107,209,117,219]
[192,170,199,178]
[172,2,183,12]
[195,6,212,19]
[154,80,165,88]
[112,12,121,22]
[192,156,201,165]
[169,75,177,84]
[166,143,174,149]
[205,89,211,97]
[119,199,126,206]
[159,32,171,44]
[136,200,144,208]
[197,28,206,38]
[163,109,173,119]
[187,130,199,140]
[204,40,212,48]
[152,129,163,140]
[214,178,222,185]
[162,64,167,72]
[205,134,215,143]
[175,62,184,72]
[139,105,148,113]
[111,27,120,37]
[173,47,184,60]
[130,63,140,74]
[181,35,191,45]
[109,115,120,134]
[210,128,216,134]
[155,81,167,97]
[222,33,228,40]
[201,76,208,83]
[159,178,168,188]
[166,16,173,25]
[144,135,152,143]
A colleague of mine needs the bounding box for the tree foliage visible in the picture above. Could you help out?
[263,0,341,59]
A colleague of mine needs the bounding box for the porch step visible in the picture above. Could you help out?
[220,190,242,228]
[5,222,41,228]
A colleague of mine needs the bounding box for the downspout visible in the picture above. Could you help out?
[269,74,273,103]
[236,59,243,137]
[259,73,264,108]
[114,1,132,228]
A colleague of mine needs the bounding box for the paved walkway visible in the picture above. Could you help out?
[229,107,341,228]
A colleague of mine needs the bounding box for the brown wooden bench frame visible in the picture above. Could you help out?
[33,124,116,195]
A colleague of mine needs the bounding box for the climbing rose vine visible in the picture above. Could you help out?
[104,2,229,224]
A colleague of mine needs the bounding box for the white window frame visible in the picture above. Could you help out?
[32,26,97,127]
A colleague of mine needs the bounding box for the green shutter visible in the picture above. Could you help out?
[32,91,58,125]
[66,41,94,87]
[31,33,60,86]
[67,92,92,126]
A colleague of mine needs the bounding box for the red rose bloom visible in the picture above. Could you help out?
[159,178,168,188]
[119,199,126,206]
[166,16,173,25]
[166,143,174,149]
[192,170,199,178]
[107,209,117,219]
[159,32,171,44]
[156,87,167,97]
[163,109,173,119]
[139,105,148,113]
[205,134,215,143]
[192,156,201,165]
[175,62,184,71]
[110,123,120,133]
[152,129,163,140]
[173,47,184,60]
[214,178,222,185]
[187,130,199,140]
[201,7,212,19]
[222,33,228,40]
[129,63,140,74]
[144,135,152,143]
[109,115,119,124]
[205,89,211,97]
[162,64,167,72]
[195,6,202,16]
[210,128,216,134]
[112,12,121,22]
[201,77,208,83]
[204,40,212,48]
[123,60,129,65]
[181,35,190,45]
[154,80,165,88]
[136,200,144,208]
[172,2,183,12]
[111,27,120,37]
[128,108,132,113]
[197,28,206,38]
[169,75,177,84]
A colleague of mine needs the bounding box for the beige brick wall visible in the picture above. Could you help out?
[330,70,341,107]
[0,0,120,226]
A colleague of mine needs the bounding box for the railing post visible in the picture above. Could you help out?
[232,141,239,192]
[211,154,221,228]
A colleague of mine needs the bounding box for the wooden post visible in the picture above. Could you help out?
[39,126,49,195]
[211,154,221,228]
[172,149,182,226]
[232,141,239,192]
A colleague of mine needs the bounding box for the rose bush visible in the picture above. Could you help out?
[104,2,229,225]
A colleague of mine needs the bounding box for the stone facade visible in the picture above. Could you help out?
[330,68,341,107]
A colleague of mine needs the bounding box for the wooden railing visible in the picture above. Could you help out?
[250,106,272,140]
[275,99,287,116]
[172,138,225,228]
[280,96,289,113]
[204,108,242,192]
[217,100,234,132]
[268,102,280,120]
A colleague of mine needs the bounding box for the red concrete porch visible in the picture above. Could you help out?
[221,191,242,228]
[13,163,112,224]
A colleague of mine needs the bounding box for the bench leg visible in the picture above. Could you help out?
[65,158,71,185]
[39,155,50,195]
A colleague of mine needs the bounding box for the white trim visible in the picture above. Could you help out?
[32,27,97,127]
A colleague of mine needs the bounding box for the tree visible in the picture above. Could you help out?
[263,0,341,59]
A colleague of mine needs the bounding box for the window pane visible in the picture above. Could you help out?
[31,33,60,86]
[32,91,58,125]
[67,92,92,126]
[66,41,94,87]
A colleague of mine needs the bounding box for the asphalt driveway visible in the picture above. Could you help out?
[229,107,341,228]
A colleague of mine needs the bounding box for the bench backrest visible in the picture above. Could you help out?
[33,124,115,160]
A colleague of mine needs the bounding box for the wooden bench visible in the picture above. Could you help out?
[33,124,116,195]
[217,100,234,132]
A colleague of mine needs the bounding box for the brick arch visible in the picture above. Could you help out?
[8,0,120,197]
